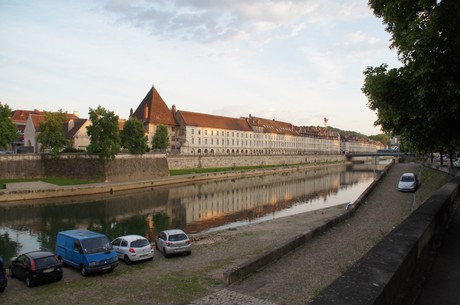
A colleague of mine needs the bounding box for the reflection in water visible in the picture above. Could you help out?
[0,164,383,263]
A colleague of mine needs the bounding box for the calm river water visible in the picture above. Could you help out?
[0,163,386,263]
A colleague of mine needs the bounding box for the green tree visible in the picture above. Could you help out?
[0,102,18,150]
[86,106,121,160]
[369,134,390,148]
[37,110,70,156]
[363,0,460,156]
[151,124,170,151]
[120,117,148,154]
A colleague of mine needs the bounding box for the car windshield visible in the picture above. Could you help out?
[401,176,415,182]
[131,239,149,248]
[81,237,112,254]
[168,234,188,242]
[35,256,59,269]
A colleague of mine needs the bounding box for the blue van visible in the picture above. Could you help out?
[56,230,118,276]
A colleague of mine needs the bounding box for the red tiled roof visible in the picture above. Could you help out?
[178,110,252,131]
[30,114,46,129]
[247,116,298,136]
[11,109,43,124]
[30,112,80,130]
[132,86,176,127]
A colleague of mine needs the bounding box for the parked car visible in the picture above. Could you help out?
[56,229,118,276]
[155,229,192,257]
[453,158,460,168]
[0,256,7,292]
[398,173,418,192]
[111,235,154,264]
[9,251,62,287]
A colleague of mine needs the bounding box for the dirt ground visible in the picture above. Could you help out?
[0,162,454,305]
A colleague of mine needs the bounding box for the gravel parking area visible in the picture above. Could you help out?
[1,163,453,305]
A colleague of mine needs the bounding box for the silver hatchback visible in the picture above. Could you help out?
[111,235,154,264]
[155,229,192,257]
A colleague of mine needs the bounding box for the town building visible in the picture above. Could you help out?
[132,85,344,155]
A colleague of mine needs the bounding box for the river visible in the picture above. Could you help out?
[0,163,387,263]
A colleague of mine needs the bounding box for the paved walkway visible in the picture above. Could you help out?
[191,289,277,305]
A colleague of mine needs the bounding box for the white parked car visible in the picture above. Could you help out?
[398,173,418,192]
[453,158,460,168]
[155,229,192,257]
[111,235,154,264]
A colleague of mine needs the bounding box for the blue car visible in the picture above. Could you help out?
[0,256,7,292]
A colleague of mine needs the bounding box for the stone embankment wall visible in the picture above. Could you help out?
[0,153,346,182]
[0,153,169,182]
[167,154,345,170]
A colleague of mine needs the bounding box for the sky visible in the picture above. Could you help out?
[0,0,401,136]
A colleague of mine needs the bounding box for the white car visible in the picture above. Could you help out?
[155,229,192,257]
[398,173,418,192]
[111,235,154,264]
[453,158,460,168]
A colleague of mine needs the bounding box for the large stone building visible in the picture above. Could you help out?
[132,85,345,155]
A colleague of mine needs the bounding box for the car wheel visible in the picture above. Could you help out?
[80,265,88,276]
[155,241,159,250]
[163,247,168,258]
[124,255,131,265]
[187,251,192,256]
[25,274,33,287]
[9,267,14,278]
[0,287,5,293]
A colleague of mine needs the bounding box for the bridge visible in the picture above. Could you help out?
[345,150,402,164]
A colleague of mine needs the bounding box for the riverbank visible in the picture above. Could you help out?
[1,162,455,305]
[0,161,346,204]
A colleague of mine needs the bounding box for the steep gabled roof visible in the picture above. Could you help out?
[132,86,176,127]
[178,110,252,131]
[63,119,88,138]
[247,116,298,136]
[30,114,46,130]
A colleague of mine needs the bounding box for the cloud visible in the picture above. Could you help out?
[104,0,368,44]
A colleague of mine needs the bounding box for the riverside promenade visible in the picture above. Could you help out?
[1,162,458,305]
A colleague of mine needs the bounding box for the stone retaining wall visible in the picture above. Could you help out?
[0,153,169,182]
[167,154,345,170]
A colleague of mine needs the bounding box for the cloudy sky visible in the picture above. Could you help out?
[0,0,400,135]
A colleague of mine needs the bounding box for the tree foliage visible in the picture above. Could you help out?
[37,110,70,156]
[363,0,460,154]
[120,117,148,154]
[86,106,121,160]
[0,103,17,150]
[151,125,170,151]
[369,134,391,147]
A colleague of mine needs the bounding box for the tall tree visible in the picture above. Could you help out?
[151,125,170,151]
[363,0,460,155]
[86,106,121,160]
[37,110,70,156]
[120,117,148,154]
[0,103,17,150]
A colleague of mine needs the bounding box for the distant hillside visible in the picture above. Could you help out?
[328,126,389,147]
[327,127,368,139]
